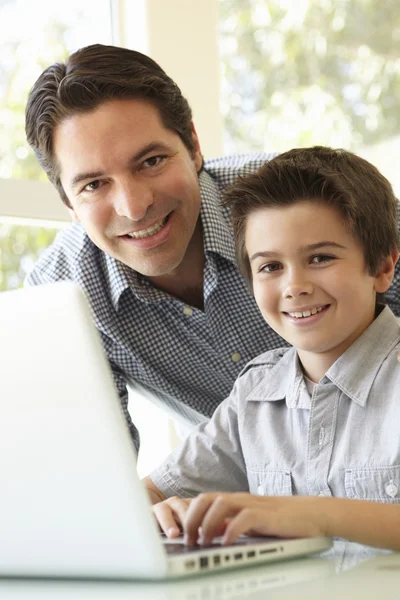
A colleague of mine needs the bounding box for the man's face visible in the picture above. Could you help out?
[53,98,203,277]
[245,200,392,373]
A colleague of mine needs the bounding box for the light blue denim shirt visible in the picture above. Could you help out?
[150,306,400,504]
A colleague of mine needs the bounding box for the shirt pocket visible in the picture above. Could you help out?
[345,465,400,503]
[247,468,293,497]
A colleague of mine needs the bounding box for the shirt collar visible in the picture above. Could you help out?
[247,306,400,409]
[103,169,236,310]
[199,170,236,264]
[247,347,312,409]
[323,305,400,407]
[104,253,138,309]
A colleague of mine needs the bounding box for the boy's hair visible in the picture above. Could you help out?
[25,44,194,208]
[224,146,399,284]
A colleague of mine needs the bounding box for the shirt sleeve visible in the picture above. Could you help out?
[149,385,248,498]
[110,363,140,453]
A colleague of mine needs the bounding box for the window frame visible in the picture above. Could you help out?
[0,0,223,223]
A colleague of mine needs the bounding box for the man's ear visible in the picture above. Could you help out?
[374,248,399,293]
[190,122,203,173]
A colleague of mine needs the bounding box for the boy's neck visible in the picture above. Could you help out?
[297,305,384,383]
[297,351,335,384]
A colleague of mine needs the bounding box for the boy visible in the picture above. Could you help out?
[144,147,400,550]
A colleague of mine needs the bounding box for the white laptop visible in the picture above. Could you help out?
[0,282,331,579]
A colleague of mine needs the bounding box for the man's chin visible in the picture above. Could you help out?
[123,256,185,279]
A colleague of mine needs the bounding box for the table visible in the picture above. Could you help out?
[0,542,398,600]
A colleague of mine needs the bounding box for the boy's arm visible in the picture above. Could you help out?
[148,389,248,501]
[319,497,400,549]
[142,476,166,505]
[182,493,400,549]
[141,385,250,537]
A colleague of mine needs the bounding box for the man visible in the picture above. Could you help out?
[25,44,400,450]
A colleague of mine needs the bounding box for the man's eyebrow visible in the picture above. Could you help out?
[70,142,171,191]
[71,170,105,190]
[249,242,346,262]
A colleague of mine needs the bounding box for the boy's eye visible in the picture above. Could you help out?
[260,262,282,273]
[310,254,335,264]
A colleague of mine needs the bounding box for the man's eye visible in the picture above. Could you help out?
[142,155,166,169]
[260,262,282,273]
[83,180,102,192]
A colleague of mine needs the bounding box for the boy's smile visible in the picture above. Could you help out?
[246,200,394,381]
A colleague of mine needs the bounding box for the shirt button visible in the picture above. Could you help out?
[385,482,398,498]
[183,306,193,316]
[231,352,241,363]
[257,485,264,495]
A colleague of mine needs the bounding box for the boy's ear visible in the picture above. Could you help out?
[68,207,80,223]
[374,248,399,293]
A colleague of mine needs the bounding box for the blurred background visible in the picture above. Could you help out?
[1,0,399,472]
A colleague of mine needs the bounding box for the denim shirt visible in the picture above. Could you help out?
[150,306,400,504]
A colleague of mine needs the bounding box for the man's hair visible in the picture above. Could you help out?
[25,44,194,208]
[223,146,399,284]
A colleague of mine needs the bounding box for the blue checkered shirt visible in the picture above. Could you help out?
[26,154,400,451]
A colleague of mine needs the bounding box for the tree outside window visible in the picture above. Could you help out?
[0,0,112,291]
[218,0,400,195]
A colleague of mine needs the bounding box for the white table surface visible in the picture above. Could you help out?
[0,542,398,600]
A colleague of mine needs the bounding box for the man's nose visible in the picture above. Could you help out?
[113,180,154,221]
[283,269,314,299]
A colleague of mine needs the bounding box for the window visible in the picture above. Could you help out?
[0,0,113,289]
[218,0,400,195]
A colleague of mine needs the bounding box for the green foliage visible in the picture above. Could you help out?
[0,17,67,291]
[0,223,58,291]
[0,22,68,181]
[218,0,400,153]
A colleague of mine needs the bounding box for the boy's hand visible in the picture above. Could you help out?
[183,493,327,546]
[152,496,192,538]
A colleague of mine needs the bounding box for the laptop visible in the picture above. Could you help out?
[0,282,331,579]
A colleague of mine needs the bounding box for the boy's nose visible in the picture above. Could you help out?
[283,272,314,299]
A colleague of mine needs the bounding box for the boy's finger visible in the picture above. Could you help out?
[223,509,268,545]
[185,494,234,546]
[184,494,219,545]
[153,504,180,537]
[153,498,187,537]
[199,497,239,545]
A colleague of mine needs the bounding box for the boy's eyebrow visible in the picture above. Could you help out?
[69,142,170,190]
[249,241,347,262]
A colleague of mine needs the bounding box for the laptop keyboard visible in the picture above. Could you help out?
[163,536,276,555]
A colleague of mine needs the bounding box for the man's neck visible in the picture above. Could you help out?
[145,220,205,310]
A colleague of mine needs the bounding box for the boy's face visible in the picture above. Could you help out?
[245,200,394,375]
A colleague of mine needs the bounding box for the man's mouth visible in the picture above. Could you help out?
[124,215,168,239]
[285,305,330,319]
